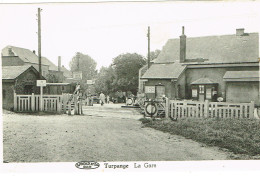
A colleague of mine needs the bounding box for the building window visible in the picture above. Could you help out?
[199,85,204,93]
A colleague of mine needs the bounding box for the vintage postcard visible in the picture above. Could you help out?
[0,0,260,175]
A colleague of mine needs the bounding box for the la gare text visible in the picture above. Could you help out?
[103,163,156,169]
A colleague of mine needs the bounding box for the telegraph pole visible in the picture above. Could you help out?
[147,26,151,69]
[38,8,42,79]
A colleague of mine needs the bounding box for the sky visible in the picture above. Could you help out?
[0,1,260,70]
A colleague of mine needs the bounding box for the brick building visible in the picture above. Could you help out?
[140,27,260,105]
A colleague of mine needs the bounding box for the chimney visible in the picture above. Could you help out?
[236,28,245,36]
[179,26,186,63]
[58,56,61,72]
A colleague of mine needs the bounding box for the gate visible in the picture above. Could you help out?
[14,93,63,112]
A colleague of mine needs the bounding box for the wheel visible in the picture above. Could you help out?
[145,102,158,117]
[126,98,133,106]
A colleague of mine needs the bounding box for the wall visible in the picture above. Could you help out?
[2,81,15,110]
[185,66,259,100]
[226,82,260,105]
[144,79,176,99]
[1,56,24,66]
[15,69,40,94]
[176,73,186,99]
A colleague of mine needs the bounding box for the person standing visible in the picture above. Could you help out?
[99,92,105,106]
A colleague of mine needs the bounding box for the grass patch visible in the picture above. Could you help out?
[141,117,260,157]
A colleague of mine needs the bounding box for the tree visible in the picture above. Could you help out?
[149,49,161,61]
[69,52,97,81]
[111,53,146,94]
[94,66,115,95]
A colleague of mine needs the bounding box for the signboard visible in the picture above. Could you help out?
[145,86,155,93]
[37,80,46,87]
[192,89,197,97]
[73,71,83,80]
[87,80,95,85]
[206,88,212,99]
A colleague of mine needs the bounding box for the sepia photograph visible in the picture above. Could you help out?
[0,0,260,174]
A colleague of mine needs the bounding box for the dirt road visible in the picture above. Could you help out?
[3,104,230,162]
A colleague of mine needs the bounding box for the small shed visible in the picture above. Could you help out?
[2,65,44,110]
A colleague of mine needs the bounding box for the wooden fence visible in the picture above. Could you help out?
[13,93,76,113]
[166,100,255,119]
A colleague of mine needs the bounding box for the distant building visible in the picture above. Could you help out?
[140,28,260,105]
[1,46,74,95]
[1,45,65,80]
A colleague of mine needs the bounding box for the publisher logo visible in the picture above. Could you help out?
[75,161,100,169]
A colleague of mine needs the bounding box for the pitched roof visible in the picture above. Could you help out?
[61,66,72,78]
[2,65,33,80]
[2,46,58,71]
[141,62,186,79]
[153,32,259,64]
[224,71,259,79]
[191,78,218,85]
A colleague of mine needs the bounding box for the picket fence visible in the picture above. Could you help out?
[166,100,255,119]
[13,93,73,113]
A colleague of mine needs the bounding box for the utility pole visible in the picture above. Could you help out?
[147,26,151,69]
[38,8,42,79]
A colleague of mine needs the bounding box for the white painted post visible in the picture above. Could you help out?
[31,93,35,111]
[40,86,43,111]
[57,98,61,113]
[68,101,71,115]
[204,100,209,118]
[165,97,169,118]
[249,101,255,118]
[13,92,17,111]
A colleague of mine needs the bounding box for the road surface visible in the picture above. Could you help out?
[3,104,230,162]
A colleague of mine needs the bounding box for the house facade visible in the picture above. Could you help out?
[141,27,259,105]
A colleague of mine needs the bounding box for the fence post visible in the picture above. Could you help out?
[13,92,17,111]
[165,97,169,118]
[249,101,255,118]
[68,101,71,115]
[204,100,209,118]
[57,98,61,113]
[31,93,35,111]
[62,94,67,114]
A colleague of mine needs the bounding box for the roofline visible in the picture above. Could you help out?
[224,78,260,82]
[186,62,259,68]
[167,32,259,41]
